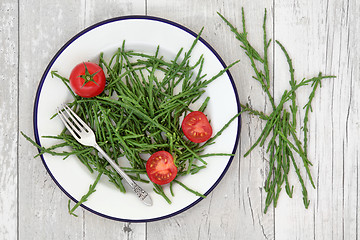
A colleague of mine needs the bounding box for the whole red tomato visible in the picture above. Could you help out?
[69,62,106,98]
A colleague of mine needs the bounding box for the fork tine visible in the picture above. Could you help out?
[57,105,151,205]
[62,105,87,133]
[57,107,81,140]
[63,104,92,132]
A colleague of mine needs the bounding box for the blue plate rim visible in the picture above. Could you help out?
[33,15,241,223]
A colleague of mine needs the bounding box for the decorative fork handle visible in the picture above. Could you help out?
[93,144,153,206]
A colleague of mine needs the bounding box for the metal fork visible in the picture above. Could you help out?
[57,104,152,206]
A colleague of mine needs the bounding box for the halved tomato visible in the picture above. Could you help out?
[146,151,177,185]
[181,111,212,143]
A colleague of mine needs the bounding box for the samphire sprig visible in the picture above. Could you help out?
[219,8,335,213]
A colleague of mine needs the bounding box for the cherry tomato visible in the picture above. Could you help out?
[146,151,177,185]
[181,111,212,143]
[69,62,106,98]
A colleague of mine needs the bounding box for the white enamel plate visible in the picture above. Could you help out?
[34,16,241,222]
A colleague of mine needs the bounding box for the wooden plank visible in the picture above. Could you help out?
[18,1,146,239]
[230,4,276,239]
[312,0,358,239]
[316,0,359,239]
[0,1,18,240]
[18,1,92,238]
[272,1,323,239]
[77,1,147,239]
[273,0,360,239]
[338,2,360,239]
[146,1,275,239]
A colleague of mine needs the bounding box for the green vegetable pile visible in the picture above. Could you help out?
[219,9,335,213]
[23,31,240,216]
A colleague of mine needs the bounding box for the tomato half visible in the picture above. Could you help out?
[69,62,106,98]
[181,111,212,143]
[146,151,177,185]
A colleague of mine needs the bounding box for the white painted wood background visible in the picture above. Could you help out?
[0,0,359,239]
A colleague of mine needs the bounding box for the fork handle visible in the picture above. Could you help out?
[93,144,153,206]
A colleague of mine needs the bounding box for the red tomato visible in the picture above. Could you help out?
[146,151,177,185]
[181,111,212,143]
[69,62,106,98]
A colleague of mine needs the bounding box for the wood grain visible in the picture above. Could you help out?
[273,1,325,239]
[313,0,359,239]
[18,1,90,239]
[0,1,18,240]
[273,1,359,240]
[0,0,359,239]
